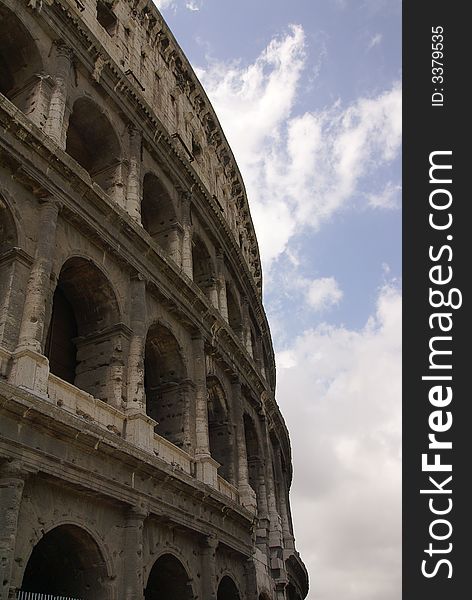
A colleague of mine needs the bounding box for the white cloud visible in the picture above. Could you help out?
[276,284,401,600]
[185,0,201,10]
[367,181,401,209]
[153,0,175,9]
[197,27,402,273]
[368,33,383,49]
[306,277,343,311]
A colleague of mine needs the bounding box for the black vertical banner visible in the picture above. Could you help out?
[404,3,470,599]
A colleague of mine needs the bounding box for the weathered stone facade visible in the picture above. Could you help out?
[0,1,309,599]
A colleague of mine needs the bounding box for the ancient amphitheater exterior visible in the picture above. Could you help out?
[0,1,309,599]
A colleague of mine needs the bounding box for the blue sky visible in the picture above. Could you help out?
[155,2,401,599]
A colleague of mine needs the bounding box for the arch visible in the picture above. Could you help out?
[45,257,121,400]
[207,376,234,483]
[192,234,216,298]
[145,553,193,600]
[141,172,178,254]
[0,5,43,114]
[217,575,241,600]
[66,97,121,192]
[20,524,110,599]
[144,321,187,447]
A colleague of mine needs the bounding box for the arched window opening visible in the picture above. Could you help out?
[45,257,121,401]
[141,173,178,255]
[244,413,263,511]
[45,287,78,385]
[192,235,216,299]
[97,0,118,36]
[217,576,241,600]
[226,285,242,336]
[20,525,109,600]
[144,323,186,447]
[66,98,121,193]
[0,6,43,116]
[145,554,193,600]
[207,376,234,483]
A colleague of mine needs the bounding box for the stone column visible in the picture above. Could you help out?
[193,333,209,458]
[181,193,193,278]
[0,461,27,600]
[126,275,147,415]
[200,535,218,600]
[16,200,59,353]
[232,380,257,512]
[126,126,142,223]
[193,334,219,486]
[125,276,157,452]
[180,378,196,454]
[44,42,74,148]
[216,254,228,322]
[241,297,252,356]
[122,506,148,600]
[9,200,59,395]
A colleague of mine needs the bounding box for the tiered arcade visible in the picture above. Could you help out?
[0,1,309,599]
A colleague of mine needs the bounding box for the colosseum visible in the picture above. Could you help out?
[0,1,309,599]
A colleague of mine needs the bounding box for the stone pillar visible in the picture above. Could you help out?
[126,275,147,415]
[44,42,74,148]
[122,506,147,600]
[241,297,252,356]
[180,379,196,454]
[16,200,59,353]
[181,193,193,278]
[216,252,228,322]
[0,461,27,600]
[125,276,158,452]
[193,334,219,485]
[244,557,259,600]
[166,224,183,266]
[232,380,257,512]
[126,126,142,223]
[9,200,59,395]
[200,535,218,600]
[193,333,209,458]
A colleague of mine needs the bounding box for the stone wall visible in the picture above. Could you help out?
[0,1,308,599]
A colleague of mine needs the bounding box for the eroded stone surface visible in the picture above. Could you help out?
[0,1,308,599]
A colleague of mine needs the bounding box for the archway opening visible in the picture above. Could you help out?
[217,576,240,600]
[0,6,43,115]
[192,235,215,299]
[144,323,186,447]
[145,554,193,600]
[21,524,108,599]
[207,376,233,483]
[45,257,120,400]
[141,173,178,254]
[66,98,121,192]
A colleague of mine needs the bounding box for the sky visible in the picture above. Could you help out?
[154,1,402,599]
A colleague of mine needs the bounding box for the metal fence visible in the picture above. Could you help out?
[17,592,83,600]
